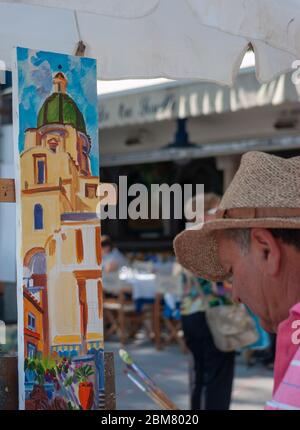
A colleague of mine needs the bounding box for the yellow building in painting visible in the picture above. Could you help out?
[21,72,103,358]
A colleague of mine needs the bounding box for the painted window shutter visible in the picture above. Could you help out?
[76,229,84,263]
[95,226,101,266]
[34,204,43,230]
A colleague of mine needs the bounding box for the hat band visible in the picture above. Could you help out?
[216,207,300,220]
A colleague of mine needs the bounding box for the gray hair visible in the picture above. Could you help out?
[222,229,251,253]
[223,228,300,252]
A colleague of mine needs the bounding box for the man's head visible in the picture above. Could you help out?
[174,151,300,333]
[216,228,300,332]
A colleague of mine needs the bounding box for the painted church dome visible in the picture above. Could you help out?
[37,72,87,134]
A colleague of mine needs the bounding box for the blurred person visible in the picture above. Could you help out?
[180,193,235,410]
[262,333,277,370]
[101,235,128,273]
[242,306,271,368]
[174,151,300,410]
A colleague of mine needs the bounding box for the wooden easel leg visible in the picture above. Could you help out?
[104,352,116,410]
[0,355,18,410]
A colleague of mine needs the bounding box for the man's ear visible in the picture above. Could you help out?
[250,228,281,276]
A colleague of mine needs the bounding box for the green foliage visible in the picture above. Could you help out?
[24,356,64,387]
[64,376,74,387]
[67,401,77,410]
[24,356,94,392]
[74,364,94,383]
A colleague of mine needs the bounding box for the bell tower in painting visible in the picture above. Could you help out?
[20,65,101,363]
[15,47,103,411]
[34,71,92,176]
[52,71,68,94]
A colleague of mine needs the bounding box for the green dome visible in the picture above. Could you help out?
[37,92,87,134]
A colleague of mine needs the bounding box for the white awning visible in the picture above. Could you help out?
[1,1,300,84]
[99,68,300,129]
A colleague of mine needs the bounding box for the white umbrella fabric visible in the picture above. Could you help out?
[0,0,299,85]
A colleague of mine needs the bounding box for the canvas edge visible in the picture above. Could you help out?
[12,46,25,410]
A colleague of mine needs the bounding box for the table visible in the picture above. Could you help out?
[102,267,183,350]
[103,266,181,301]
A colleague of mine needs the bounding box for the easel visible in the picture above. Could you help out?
[0,178,116,410]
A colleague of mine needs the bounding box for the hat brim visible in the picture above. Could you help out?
[173,217,300,281]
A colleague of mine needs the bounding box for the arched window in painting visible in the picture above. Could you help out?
[34,204,43,230]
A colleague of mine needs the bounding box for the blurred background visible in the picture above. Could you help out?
[1,51,298,409]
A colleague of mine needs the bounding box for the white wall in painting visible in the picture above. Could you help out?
[86,279,102,333]
[82,226,97,267]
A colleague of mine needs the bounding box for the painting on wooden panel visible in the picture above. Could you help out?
[13,47,103,410]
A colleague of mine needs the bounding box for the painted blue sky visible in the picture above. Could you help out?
[16,47,99,175]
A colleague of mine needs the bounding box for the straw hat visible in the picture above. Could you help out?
[173,151,300,281]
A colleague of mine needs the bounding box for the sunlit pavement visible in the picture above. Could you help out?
[106,340,273,411]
